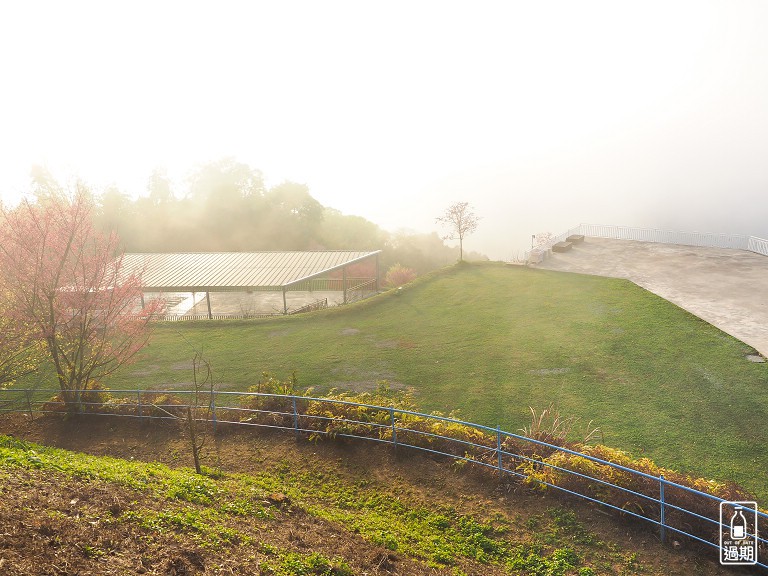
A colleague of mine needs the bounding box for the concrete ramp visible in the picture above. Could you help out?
[534,237,768,357]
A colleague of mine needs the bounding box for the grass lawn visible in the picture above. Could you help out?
[68,263,768,499]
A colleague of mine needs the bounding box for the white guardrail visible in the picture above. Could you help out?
[526,224,768,262]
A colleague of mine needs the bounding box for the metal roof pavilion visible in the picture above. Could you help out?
[123,250,381,292]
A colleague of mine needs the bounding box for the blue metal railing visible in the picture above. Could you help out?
[1,387,766,570]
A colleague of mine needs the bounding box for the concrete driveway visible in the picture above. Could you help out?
[534,237,768,357]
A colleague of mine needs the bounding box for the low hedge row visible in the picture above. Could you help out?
[41,379,764,554]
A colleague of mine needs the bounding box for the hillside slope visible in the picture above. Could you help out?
[0,414,739,575]
[99,263,768,499]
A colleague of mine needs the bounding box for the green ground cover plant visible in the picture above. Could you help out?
[51,380,756,546]
[19,262,768,499]
[0,433,690,574]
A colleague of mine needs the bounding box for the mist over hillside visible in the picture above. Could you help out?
[25,161,487,274]
[2,2,767,262]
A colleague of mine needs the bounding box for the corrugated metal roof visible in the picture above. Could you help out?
[122,251,380,291]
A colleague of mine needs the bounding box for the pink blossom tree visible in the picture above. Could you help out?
[0,300,42,388]
[0,186,162,410]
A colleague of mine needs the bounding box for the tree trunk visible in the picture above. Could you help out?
[187,406,202,474]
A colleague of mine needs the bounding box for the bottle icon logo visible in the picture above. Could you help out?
[720,501,758,566]
[730,506,747,540]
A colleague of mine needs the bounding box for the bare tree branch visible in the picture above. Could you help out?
[435,202,480,262]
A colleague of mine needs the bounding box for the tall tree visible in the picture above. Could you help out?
[318,209,386,251]
[185,158,266,250]
[0,186,161,410]
[435,202,480,262]
[148,167,174,205]
[263,182,324,249]
[187,157,264,204]
[29,164,64,203]
[96,185,134,240]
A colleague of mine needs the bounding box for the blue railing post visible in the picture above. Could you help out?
[497,425,503,479]
[25,389,34,420]
[210,391,217,434]
[660,474,666,543]
[7,385,768,569]
[390,407,397,449]
[292,396,298,438]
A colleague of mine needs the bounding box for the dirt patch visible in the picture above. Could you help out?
[330,380,409,393]
[528,368,571,376]
[129,364,162,377]
[267,328,293,338]
[171,361,195,371]
[340,327,360,336]
[376,339,418,349]
[330,361,395,384]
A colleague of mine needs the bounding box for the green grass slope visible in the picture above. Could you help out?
[106,263,768,499]
[0,428,733,575]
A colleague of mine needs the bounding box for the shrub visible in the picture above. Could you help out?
[518,404,601,457]
[238,373,311,426]
[32,379,764,554]
[302,383,415,441]
[384,263,417,288]
[519,442,757,547]
[139,392,189,418]
[42,381,113,413]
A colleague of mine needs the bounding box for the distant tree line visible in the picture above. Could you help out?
[30,159,486,274]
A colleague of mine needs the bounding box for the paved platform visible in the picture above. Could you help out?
[534,237,768,357]
[190,290,347,315]
[142,290,357,317]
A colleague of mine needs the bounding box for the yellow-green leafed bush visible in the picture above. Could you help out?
[399,412,491,457]
[239,373,310,419]
[304,403,390,438]
[42,382,113,413]
[100,391,197,419]
[521,443,756,545]
[300,386,406,440]
[320,383,418,412]
[139,392,188,418]
[103,395,139,416]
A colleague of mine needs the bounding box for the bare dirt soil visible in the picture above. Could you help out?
[0,413,749,575]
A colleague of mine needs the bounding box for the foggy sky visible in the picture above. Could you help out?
[1,1,766,261]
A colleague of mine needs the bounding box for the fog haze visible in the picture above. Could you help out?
[1,1,766,260]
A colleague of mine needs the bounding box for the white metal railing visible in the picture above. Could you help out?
[578,224,751,250]
[749,235,768,257]
[526,224,768,261]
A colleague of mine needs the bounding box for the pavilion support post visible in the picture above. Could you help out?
[343,266,348,304]
[206,292,212,319]
[282,287,288,314]
[375,252,380,292]
[140,292,145,309]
